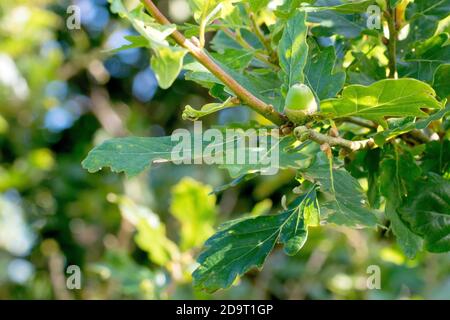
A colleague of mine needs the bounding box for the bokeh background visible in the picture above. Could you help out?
[0,0,449,300]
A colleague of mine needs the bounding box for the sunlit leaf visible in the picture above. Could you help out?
[246,0,270,11]
[108,0,187,88]
[170,178,216,250]
[320,78,443,127]
[150,47,187,89]
[182,97,235,121]
[300,0,375,14]
[116,196,179,266]
[305,45,345,100]
[373,104,450,146]
[108,35,149,53]
[278,10,308,95]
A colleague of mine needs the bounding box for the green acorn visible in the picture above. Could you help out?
[284,83,318,124]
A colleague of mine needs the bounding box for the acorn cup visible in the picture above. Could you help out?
[283,83,318,124]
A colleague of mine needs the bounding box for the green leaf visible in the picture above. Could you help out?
[379,149,423,258]
[108,35,149,54]
[182,97,235,121]
[82,136,178,177]
[116,196,179,266]
[278,10,309,95]
[193,214,280,292]
[193,190,317,292]
[211,48,254,71]
[151,47,187,89]
[187,0,233,22]
[347,52,386,85]
[320,78,443,127]
[273,0,305,19]
[210,30,245,52]
[240,69,285,111]
[185,55,283,110]
[170,178,216,250]
[109,0,127,16]
[405,0,450,45]
[373,104,450,146]
[184,61,219,89]
[113,2,177,47]
[82,132,314,178]
[365,149,382,207]
[135,218,179,266]
[389,0,401,7]
[187,0,217,21]
[188,0,238,48]
[305,45,346,100]
[433,64,450,99]
[220,135,316,178]
[108,1,187,89]
[307,0,368,38]
[302,153,378,227]
[421,140,450,176]
[250,199,273,216]
[300,0,375,14]
[400,33,450,83]
[246,0,270,11]
[92,251,159,296]
[212,172,259,194]
[399,174,450,253]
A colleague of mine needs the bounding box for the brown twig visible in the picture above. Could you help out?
[294,126,376,151]
[247,9,277,64]
[341,117,378,129]
[385,4,398,79]
[90,88,128,137]
[141,0,287,125]
[406,129,431,144]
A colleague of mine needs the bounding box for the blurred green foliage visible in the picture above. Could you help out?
[0,0,449,300]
